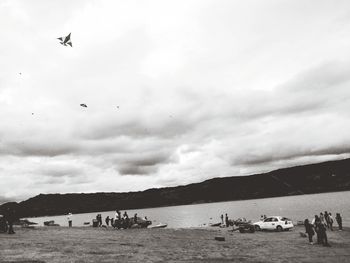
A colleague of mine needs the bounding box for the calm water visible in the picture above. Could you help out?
[28,191,350,228]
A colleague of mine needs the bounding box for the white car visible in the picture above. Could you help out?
[253,216,293,231]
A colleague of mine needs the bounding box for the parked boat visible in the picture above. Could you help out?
[43,220,60,226]
[149,223,167,229]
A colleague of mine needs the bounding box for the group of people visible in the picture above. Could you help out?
[93,210,150,229]
[304,211,343,246]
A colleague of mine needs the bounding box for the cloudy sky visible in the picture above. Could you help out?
[1,0,350,203]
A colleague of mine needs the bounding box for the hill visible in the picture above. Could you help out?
[1,158,350,218]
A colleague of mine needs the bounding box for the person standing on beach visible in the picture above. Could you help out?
[318,223,330,247]
[220,214,224,225]
[324,211,330,229]
[105,216,110,226]
[96,214,102,227]
[123,211,130,228]
[313,215,321,244]
[336,213,343,231]
[320,212,325,225]
[225,214,229,227]
[67,213,73,227]
[4,207,16,234]
[328,213,334,231]
[304,219,315,244]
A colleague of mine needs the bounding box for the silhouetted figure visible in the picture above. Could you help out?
[96,214,102,227]
[304,219,315,244]
[318,223,330,246]
[320,212,325,225]
[105,216,110,226]
[328,213,334,231]
[4,207,16,234]
[123,212,129,228]
[67,213,73,227]
[220,214,224,225]
[225,214,229,227]
[313,215,321,244]
[113,210,122,229]
[134,213,138,225]
[324,211,330,229]
[336,213,343,231]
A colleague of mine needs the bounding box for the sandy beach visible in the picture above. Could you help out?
[0,225,349,263]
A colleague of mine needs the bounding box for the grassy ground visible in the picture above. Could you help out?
[0,225,349,263]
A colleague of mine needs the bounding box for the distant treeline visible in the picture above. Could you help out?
[1,158,350,218]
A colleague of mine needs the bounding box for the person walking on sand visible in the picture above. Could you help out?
[304,219,315,244]
[336,213,343,231]
[105,216,110,226]
[67,213,73,227]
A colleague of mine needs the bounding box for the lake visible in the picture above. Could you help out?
[27,191,350,228]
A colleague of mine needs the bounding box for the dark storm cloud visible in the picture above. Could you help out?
[0,137,79,157]
[118,165,157,176]
[38,165,85,178]
[233,144,350,166]
[112,150,175,175]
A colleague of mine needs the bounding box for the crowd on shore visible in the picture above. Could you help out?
[75,210,151,229]
[304,211,343,246]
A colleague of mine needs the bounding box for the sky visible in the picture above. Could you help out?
[1,0,350,203]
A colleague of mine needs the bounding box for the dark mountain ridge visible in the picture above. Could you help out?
[1,158,350,218]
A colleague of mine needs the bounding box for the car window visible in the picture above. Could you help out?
[281,217,290,221]
[273,218,278,222]
[264,218,273,222]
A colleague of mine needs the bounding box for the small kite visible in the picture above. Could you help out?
[80,103,87,108]
[57,33,72,47]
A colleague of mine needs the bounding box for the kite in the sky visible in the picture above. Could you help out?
[80,103,87,108]
[57,33,72,47]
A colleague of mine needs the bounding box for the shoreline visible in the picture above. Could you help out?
[1,225,349,262]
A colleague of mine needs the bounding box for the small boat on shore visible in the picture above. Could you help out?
[43,220,60,226]
[149,223,167,229]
